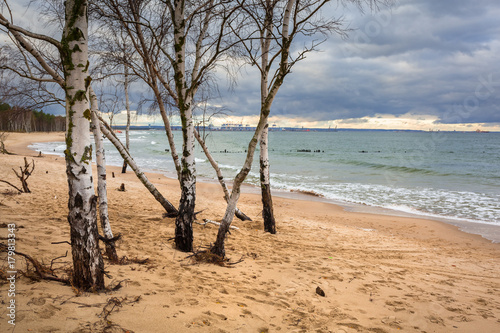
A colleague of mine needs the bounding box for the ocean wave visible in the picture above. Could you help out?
[267,180,500,225]
[218,163,241,171]
[29,131,500,230]
[339,159,447,176]
[28,142,65,157]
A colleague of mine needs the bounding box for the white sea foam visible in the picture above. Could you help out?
[28,142,65,157]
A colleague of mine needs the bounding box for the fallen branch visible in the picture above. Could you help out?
[109,279,130,291]
[96,297,132,332]
[118,256,150,265]
[98,233,122,244]
[195,219,239,230]
[0,157,35,193]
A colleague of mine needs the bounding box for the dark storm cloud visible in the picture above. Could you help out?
[221,0,500,125]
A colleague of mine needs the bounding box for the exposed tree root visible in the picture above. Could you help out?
[0,243,71,285]
[162,211,178,218]
[76,296,140,333]
[195,219,239,230]
[185,248,244,267]
[118,256,150,265]
[0,179,23,193]
[108,279,130,291]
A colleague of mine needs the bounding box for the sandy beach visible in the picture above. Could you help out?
[1,132,500,332]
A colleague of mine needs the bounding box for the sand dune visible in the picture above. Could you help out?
[1,132,500,332]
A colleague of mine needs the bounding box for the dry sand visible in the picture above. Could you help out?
[1,132,500,333]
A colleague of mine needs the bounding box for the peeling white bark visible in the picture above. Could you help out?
[90,86,118,261]
[122,65,131,173]
[63,0,104,290]
[212,0,297,257]
[172,0,197,252]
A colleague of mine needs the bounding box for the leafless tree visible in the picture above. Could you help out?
[0,0,105,290]
[93,0,246,252]
[210,0,392,257]
[0,157,35,193]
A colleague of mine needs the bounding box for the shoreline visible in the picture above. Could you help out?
[25,131,500,243]
[1,132,500,332]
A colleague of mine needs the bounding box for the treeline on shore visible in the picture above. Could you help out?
[0,102,65,132]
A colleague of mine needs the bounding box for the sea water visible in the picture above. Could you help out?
[30,130,500,240]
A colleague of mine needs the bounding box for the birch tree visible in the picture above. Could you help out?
[94,0,244,252]
[121,63,131,173]
[89,87,119,263]
[210,0,299,257]
[237,0,349,235]
[0,0,107,289]
[211,0,388,257]
[60,0,106,289]
[92,0,183,183]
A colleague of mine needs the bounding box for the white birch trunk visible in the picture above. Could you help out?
[175,100,197,252]
[259,121,276,233]
[211,114,269,257]
[259,124,270,185]
[122,65,131,173]
[211,0,296,257]
[259,1,277,233]
[62,0,104,290]
[194,129,251,221]
[173,0,196,252]
[98,116,179,216]
[89,87,119,262]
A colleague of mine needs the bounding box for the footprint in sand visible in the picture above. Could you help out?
[28,296,47,306]
[37,304,61,319]
[202,310,227,321]
[425,315,445,326]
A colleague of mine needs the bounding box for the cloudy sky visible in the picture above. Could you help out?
[214,0,500,131]
[4,0,500,131]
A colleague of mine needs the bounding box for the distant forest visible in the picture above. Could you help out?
[0,102,65,132]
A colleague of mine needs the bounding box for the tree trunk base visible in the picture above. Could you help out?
[235,208,252,221]
[261,184,276,234]
[105,243,119,263]
[210,240,225,259]
[68,191,105,292]
[175,212,194,252]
